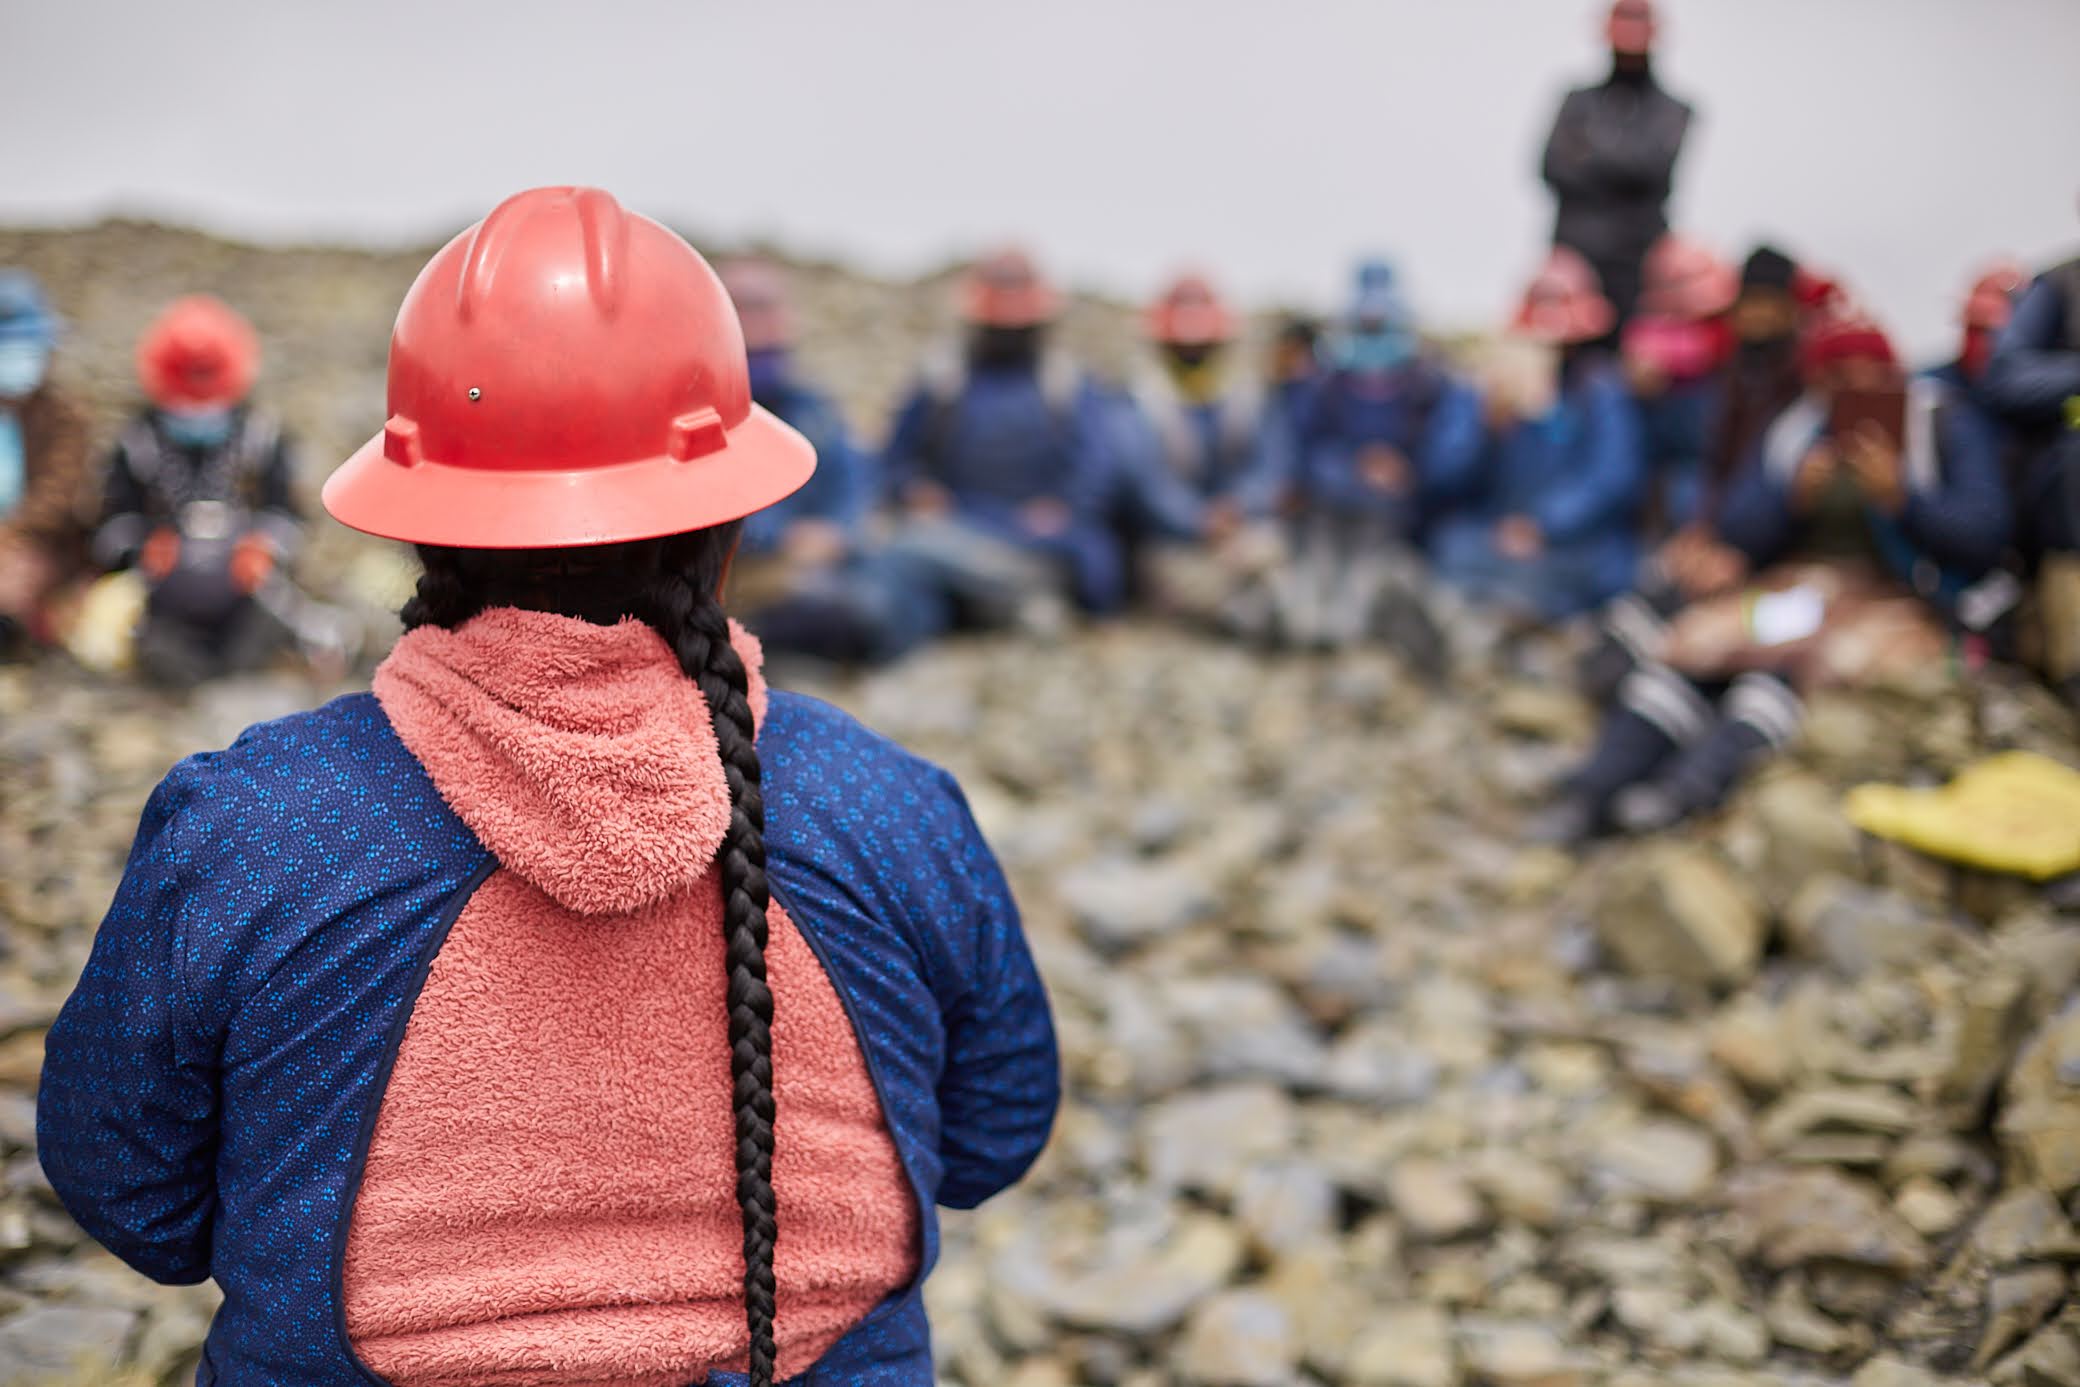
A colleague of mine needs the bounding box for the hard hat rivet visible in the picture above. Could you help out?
[466,387,482,401]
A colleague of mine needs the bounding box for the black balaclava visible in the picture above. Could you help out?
[1733,244,1800,370]
[1610,51,1653,85]
[968,324,1044,371]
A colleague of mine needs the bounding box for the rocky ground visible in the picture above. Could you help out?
[3,222,2080,1386]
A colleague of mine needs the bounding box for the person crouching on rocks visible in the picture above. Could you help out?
[39,187,1059,1387]
[0,270,92,659]
[92,294,305,685]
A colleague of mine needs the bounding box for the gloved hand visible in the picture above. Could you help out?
[230,532,278,595]
[139,528,181,580]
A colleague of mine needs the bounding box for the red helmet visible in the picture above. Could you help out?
[720,257,794,353]
[961,246,1060,328]
[1514,247,1615,346]
[137,295,259,411]
[1146,272,1237,346]
[1638,235,1737,321]
[1606,0,1657,55]
[323,187,814,550]
[1962,259,2026,332]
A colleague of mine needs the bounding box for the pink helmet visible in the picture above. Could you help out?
[1639,235,1738,321]
[1145,272,1238,346]
[961,246,1060,328]
[1514,247,1615,346]
[719,257,795,353]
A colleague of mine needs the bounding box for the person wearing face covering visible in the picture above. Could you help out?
[1269,259,1477,661]
[1429,249,1645,624]
[0,270,92,657]
[1540,0,1695,336]
[1982,230,2080,701]
[712,259,937,664]
[1576,245,1824,701]
[879,247,1123,627]
[94,295,304,684]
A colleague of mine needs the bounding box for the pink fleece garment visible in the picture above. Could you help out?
[347,609,918,1387]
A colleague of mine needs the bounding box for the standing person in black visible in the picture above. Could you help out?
[1540,0,1695,335]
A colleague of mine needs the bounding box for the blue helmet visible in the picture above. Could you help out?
[1335,257,1417,373]
[0,270,60,347]
[1347,257,1411,328]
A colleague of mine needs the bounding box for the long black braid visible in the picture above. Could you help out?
[401,526,780,1387]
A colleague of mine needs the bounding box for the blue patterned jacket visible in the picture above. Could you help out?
[38,690,1059,1385]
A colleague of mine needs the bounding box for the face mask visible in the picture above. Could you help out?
[1336,326,1416,375]
[0,341,50,399]
[160,407,235,448]
[745,348,791,404]
[969,326,1043,371]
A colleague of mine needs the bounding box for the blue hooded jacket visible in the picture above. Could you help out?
[38,689,1058,1386]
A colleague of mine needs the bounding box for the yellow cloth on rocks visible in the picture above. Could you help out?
[1844,752,2080,881]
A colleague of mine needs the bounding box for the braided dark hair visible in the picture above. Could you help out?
[402,526,780,1387]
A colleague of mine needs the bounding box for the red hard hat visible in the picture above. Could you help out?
[1606,0,1657,55]
[1639,235,1738,321]
[961,246,1060,328]
[1514,247,1615,346]
[720,257,794,353]
[137,295,260,411]
[323,187,814,550]
[1962,259,2026,332]
[1146,272,1237,346]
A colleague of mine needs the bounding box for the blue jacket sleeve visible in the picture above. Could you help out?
[1227,406,1295,517]
[879,385,939,501]
[1714,441,1796,566]
[38,762,221,1285]
[1099,393,1204,538]
[1533,375,1645,542]
[1982,279,2080,427]
[1417,381,1488,505]
[1898,400,2013,579]
[928,771,1059,1209]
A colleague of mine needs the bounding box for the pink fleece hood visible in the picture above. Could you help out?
[372,608,768,916]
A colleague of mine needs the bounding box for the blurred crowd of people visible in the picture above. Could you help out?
[0,0,2075,844]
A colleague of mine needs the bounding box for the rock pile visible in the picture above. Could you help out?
[0,223,2078,1385]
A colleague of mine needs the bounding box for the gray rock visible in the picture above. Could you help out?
[1177,1289,1299,1387]
[1386,1158,1487,1243]
[1142,1085,1296,1200]
[0,1305,139,1381]
[1724,1166,1929,1274]
[1598,844,1767,990]
[1234,1159,1339,1260]
[1783,877,1954,978]
[1058,855,1215,952]
[1346,1304,1459,1387]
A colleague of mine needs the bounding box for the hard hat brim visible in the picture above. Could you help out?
[322,403,817,550]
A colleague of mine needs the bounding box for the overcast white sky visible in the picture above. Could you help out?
[3,0,2076,355]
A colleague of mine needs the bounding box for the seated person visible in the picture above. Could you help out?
[1275,259,1481,656]
[1579,244,1830,699]
[1623,234,1736,535]
[1113,272,1292,623]
[880,247,1124,626]
[0,270,90,657]
[1537,305,2010,842]
[95,295,305,685]
[1981,243,2080,701]
[714,259,929,664]
[1430,248,1644,624]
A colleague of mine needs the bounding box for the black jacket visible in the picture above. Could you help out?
[1541,71,1693,311]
